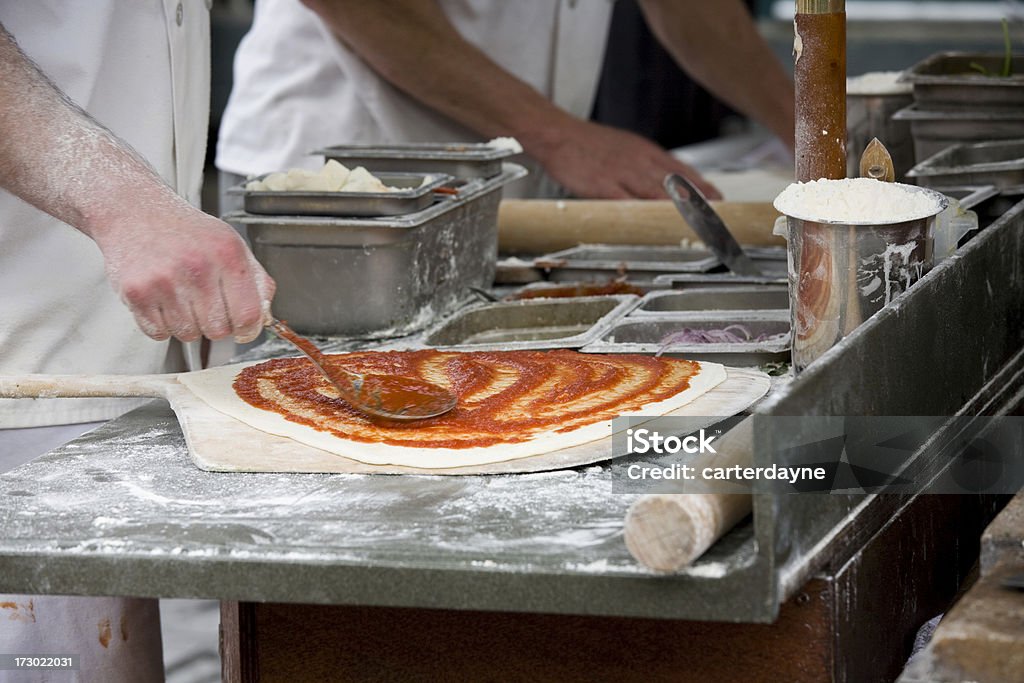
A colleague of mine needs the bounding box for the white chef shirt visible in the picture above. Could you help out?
[216,0,615,198]
[0,0,211,428]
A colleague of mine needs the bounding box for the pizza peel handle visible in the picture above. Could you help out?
[0,374,177,399]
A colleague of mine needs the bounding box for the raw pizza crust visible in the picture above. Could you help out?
[178,358,728,469]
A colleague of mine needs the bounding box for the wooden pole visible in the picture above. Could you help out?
[794,0,847,182]
[791,0,848,369]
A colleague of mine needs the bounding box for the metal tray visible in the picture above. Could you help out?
[847,89,915,180]
[932,185,1001,209]
[314,142,519,179]
[223,165,526,337]
[653,273,789,289]
[892,104,1024,163]
[423,295,639,351]
[234,172,452,217]
[743,247,787,261]
[581,312,791,366]
[927,185,1005,226]
[744,248,789,278]
[503,280,665,301]
[902,52,1024,109]
[907,139,1024,189]
[494,257,545,284]
[534,245,720,282]
[633,286,790,315]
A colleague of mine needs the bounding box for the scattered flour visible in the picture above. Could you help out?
[773,178,943,223]
[847,71,912,96]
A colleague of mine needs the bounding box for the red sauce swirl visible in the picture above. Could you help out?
[233,350,698,449]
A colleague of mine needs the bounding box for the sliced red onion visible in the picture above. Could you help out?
[656,324,787,356]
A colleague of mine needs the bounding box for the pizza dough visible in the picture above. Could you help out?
[178,350,727,469]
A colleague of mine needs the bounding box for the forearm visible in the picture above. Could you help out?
[637,0,795,148]
[301,0,722,199]
[300,0,573,153]
[0,23,188,242]
[0,23,273,343]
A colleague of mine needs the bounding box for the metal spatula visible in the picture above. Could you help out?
[663,174,763,277]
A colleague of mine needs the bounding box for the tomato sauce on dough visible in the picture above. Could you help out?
[234,349,698,449]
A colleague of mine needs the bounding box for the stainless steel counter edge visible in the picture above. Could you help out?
[0,546,772,622]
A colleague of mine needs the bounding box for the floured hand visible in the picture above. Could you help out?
[94,200,275,344]
[0,23,275,345]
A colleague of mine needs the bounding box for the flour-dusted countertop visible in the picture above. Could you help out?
[0,401,760,621]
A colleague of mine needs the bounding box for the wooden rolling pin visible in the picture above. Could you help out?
[624,417,755,573]
[497,200,783,255]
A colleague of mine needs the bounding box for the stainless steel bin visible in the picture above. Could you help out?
[224,165,526,338]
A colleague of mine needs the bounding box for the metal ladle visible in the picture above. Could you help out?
[268,318,456,421]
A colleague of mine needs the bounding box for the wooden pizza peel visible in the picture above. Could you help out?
[0,364,770,475]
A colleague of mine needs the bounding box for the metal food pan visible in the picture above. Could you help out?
[907,139,1024,189]
[582,312,791,366]
[730,246,788,278]
[847,90,916,180]
[314,142,519,179]
[892,104,1024,162]
[932,185,1001,210]
[503,280,666,301]
[903,52,1024,109]
[534,245,720,282]
[743,247,787,261]
[423,295,639,351]
[494,257,544,285]
[633,287,790,315]
[653,273,789,289]
[223,165,526,337]
[235,172,452,217]
[928,185,1004,226]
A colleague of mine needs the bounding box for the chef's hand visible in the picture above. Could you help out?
[93,203,275,344]
[526,118,722,200]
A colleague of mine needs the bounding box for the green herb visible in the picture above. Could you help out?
[1003,17,1013,77]
[968,18,1014,77]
